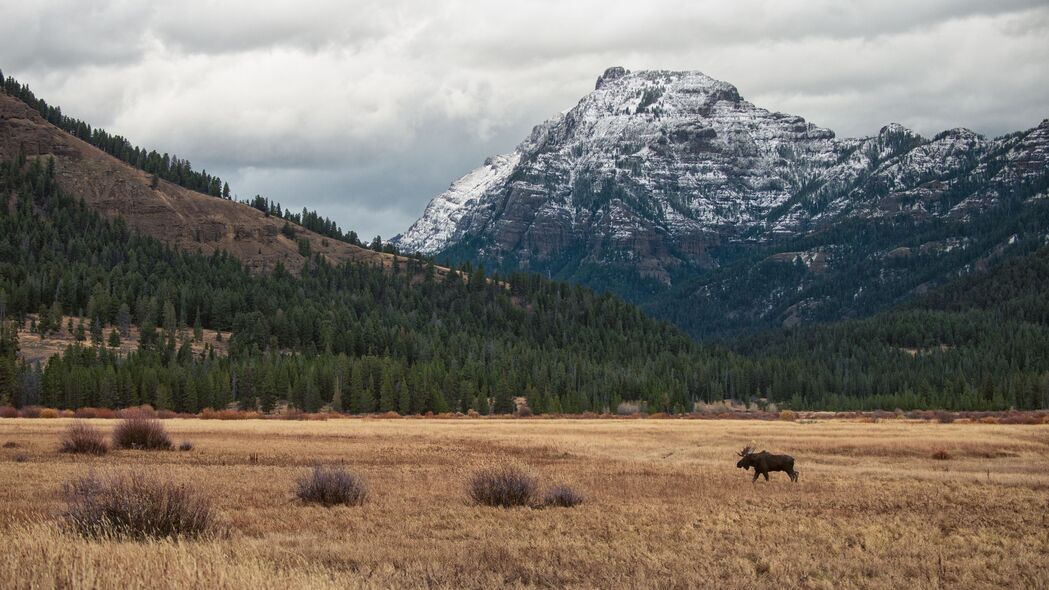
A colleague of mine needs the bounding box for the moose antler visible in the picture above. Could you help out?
[738,445,754,457]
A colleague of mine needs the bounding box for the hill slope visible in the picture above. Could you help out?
[0,91,397,275]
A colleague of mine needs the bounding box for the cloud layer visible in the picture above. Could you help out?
[2,0,1047,239]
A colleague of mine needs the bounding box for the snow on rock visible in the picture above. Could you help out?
[393,68,1049,286]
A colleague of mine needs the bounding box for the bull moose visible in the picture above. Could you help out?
[736,446,799,483]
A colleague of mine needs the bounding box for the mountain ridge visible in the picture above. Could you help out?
[394,67,1049,336]
[0,89,413,277]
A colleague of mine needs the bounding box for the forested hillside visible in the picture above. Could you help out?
[1,153,1047,412]
[0,69,1046,413]
[0,156,720,414]
[730,243,1049,410]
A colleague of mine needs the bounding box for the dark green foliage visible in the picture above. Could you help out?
[0,157,712,414]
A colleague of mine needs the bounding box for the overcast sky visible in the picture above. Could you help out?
[2,1,1047,239]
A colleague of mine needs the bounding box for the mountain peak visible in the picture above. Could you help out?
[595,66,629,89]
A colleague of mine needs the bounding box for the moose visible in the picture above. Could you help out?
[736,446,799,483]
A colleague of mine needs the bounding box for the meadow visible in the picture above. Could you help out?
[0,417,1047,589]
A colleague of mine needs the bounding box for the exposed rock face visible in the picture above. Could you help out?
[395,68,1049,290]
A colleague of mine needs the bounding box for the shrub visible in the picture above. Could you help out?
[178,441,194,452]
[932,449,951,461]
[295,466,368,506]
[39,408,60,419]
[74,408,99,419]
[59,421,109,455]
[112,418,173,450]
[157,410,178,420]
[543,484,584,508]
[516,405,533,418]
[2,441,19,448]
[117,405,157,419]
[468,465,538,508]
[0,406,18,418]
[20,406,41,418]
[60,409,75,418]
[95,408,116,419]
[778,410,798,421]
[63,471,216,540]
[935,411,956,424]
[14,453,27,462]
[616,402,641,416]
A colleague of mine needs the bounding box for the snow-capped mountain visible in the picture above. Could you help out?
[395,67,1049,335]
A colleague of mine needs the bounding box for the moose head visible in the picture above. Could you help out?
[736,446,755,470]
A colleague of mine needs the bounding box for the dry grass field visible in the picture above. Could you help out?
[0,417,1047,589]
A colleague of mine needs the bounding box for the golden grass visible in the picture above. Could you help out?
[1,418,1047,589]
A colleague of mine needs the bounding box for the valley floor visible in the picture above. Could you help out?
[0,418,1046,589]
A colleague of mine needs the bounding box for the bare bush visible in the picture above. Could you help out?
[112,418,173,450]
[19,406,41,418]
[59,421,109,455]
[295,466,368,507]
[543,484,584,508]
[178,441,194,452]
[616,402,641,416]
[468,465,538,508]
[63,471,217,540]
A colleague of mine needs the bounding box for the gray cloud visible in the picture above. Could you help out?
[2,0,1047,239]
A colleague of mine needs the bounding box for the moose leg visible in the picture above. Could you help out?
[762,472,769,482]
[752,471,760,483]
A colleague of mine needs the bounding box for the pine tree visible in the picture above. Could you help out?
[379,367,396,413]
[155,383,172,410]
[493,377,514,414]
[108,328,120,348]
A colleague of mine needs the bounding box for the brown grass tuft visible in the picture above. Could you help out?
[932,449,951,460]
[112,418,173,450]
[295,466,368,506]
[63,471,217,540]
[59,421,109,455]
[468,465,538,508]
[543,484,584,508]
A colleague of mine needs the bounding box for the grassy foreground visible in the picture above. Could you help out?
[0,418,1046,589]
